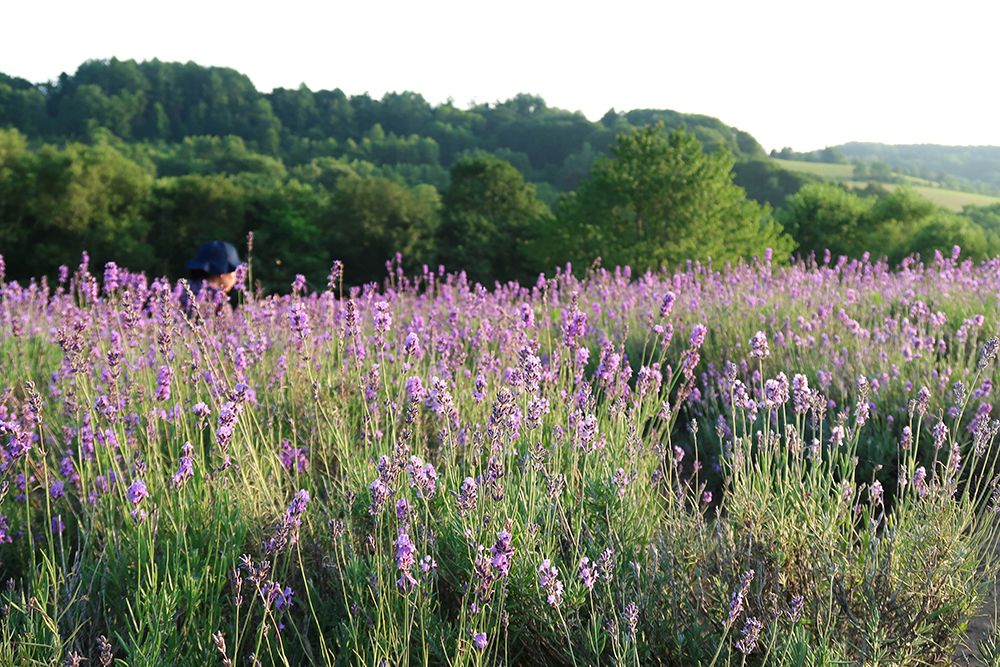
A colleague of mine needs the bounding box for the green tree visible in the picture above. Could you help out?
[437,154,552,284]
[0,136,154,277]
[777,183,874,259]
[326,176,439,284]
[147,174,247,277]
[555,125,792,271]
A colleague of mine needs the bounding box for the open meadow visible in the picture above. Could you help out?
[770,158,1000,211]
[3,249,1000,665]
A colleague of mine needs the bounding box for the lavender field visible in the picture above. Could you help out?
[3,248,1000,665]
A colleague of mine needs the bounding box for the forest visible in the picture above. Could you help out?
[2,57,1000,288]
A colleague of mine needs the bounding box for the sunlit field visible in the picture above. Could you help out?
[771,158,1000,211]
[3,248,1000,665]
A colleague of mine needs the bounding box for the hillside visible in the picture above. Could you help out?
[771,158,1000,211]
[772,143,1000,197]
[0,57,766,201]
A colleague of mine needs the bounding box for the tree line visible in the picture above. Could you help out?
[1,58,998,289]
[0,123,791,289]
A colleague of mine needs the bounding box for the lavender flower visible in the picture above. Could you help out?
[735,617,763,654]
[263,489,310,554]
[0,516,12,544]
[611,467,630,497]
[689,323,708,349]
[395,530,417,591]
[728,569,754,623]
[288,302,311,345]
[279,439,309,473]
[913,466,928,498]
[490,530,514,577]
[659,291,676,318]
[623,602,639,637]
[899,426,912,450]
[457,476,477,515]
[407,456,438,498]
[538,559,564,607]
[128,479,149,505]
[472,631,488,652]
[173,442,195,488]
[155,365,172,402]
[749,331,769,359]
[369,477,392,516]
[869,480,884,507]
[578,556,597,591]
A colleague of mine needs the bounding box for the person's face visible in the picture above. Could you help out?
[218,271,238,293]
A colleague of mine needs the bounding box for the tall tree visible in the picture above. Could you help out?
[556,124,792,271]
[437,155,552,284]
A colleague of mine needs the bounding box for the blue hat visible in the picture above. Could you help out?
[186,241,242,275]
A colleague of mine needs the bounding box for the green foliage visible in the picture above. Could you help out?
[0,59,765,190]
[778,183,875,259]
[774,142,1000,196]
[732,159,818,209]
[437,155,552,284]
[326,176,440,285]
[0,129,154,277]
[555,125,793,271]
[779,183,1000,262]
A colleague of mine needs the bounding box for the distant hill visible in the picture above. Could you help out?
[0,57,766,201]
[771,143,1000,196]
[770,157,1000,212]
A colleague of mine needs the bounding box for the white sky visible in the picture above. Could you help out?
[3,0,999,151]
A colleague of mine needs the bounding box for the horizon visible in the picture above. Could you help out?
[4,0,1000,152]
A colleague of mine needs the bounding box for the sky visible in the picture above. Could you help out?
[3,0,999,151]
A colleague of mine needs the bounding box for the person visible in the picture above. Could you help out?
[180,240,242,316]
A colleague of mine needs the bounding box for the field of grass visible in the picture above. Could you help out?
[771,158,1000,211]
[4,253,1000,665]
[770,158,855,179]
[847,181,1000,211]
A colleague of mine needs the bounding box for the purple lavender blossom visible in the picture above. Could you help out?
[369,477,392,516]
[538,559,564,607]
[728,569,754,623]
[659,291,676,318]
[127,480,148,505]
[899,426,913,450]
[735,617,763,654]
[263,489,310,554]
[407,456,438,498]
[457,476,477,515]
[869,480,884,507]
[172,442,195,488]
[395,530,417,591]
[288,302,311,345]
[0,515,12,544]
[155,365,172,402]
[913,466,928,498]
[471,631,488,652]
[689,324,708,349]
[749,331,769,359]
[490,530,514,577]
[578,557,597,591]
[279,440,309,473]
[612,467,630,497]
[406,376,426,403]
